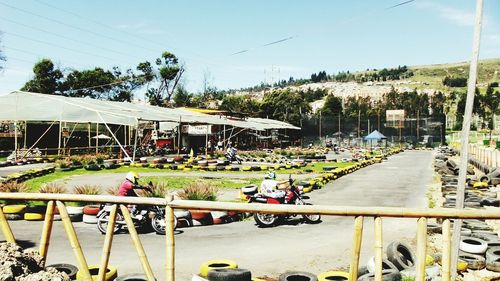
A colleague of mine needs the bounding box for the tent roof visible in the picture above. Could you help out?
[0,91,300,130]
[364,130,387,140]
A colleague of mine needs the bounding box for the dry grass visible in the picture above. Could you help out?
[139,181,168,198]
[106,185,120,196]
[0,181,30,193]
[176,181,217,201]
[39,183,67,194]
[73,184,102,195]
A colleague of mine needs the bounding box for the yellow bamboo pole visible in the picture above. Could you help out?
[442,219,452,281]
[166,195,175,281]
[56,201,92,281]
[97,204,117,281]
[374,217,383,281]
[416,217,427,281]
[39,200,55,263]
[348,216,364,281]
[0,207,15,243]
[120,204,156,281]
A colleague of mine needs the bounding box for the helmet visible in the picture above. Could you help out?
[265,171,276,180]
[126,171,139,184]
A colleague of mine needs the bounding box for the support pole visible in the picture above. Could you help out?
[56,201,92,281]
[23,121,27,148]
[39,200,55,263]
[97,204,117,281]
[58,121,62,156]
[95,123,99,154]
[416,217,427,281]
[205,125,209,157]
[166,195,175,281]
[88,123,91,150]
[374,217,383,281]
[120,205,156,281]
[14,121,18,161]
[348,216,364,281]
[451,0,484,278]
[133,124,139,163]
[0,207,15,243]
[177,117,181,155]
[442,219,452,281]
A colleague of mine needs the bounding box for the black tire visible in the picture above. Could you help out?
[386,242,416,270]
[279,271,317,281]
[207,268,251,281]
[427,223,442,234]
[459,251,486,270]
[357,269,401,281]
[299,203,321,224]
[115,274,148,281]
[97,212,123,234]
[254,213,277,227]
[46,263,78,280]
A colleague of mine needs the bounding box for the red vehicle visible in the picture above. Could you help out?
[249,176,322,227]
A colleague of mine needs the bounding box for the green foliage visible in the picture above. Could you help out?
[322,95,343,116]
[21,59,64,94]
[443,76,467,87]
[173,84,193,107]
[259,89,311,126]
[220,95,260,116]
[73,184,102,195]
[176,181,217,201]
[311,71,328,82]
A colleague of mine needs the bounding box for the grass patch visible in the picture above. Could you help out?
[0,157,6,162]
[140,176,260,190]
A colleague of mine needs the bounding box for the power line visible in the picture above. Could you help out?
[63,74,147,93]
[0,16,144,62]
[4,46,86,67]
[0,1,160,54]
[4,31,121,62]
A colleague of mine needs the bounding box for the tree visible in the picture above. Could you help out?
[456,87,483,128]
[482,85,500,138]
[430,91,447,144]
[21,59,64,94]
[143,51,185,106]
[63,68,116,99]
[259,89,311,125]
[322,95,343,116]
[220,95,260,116]
[173,84,193,107]
[0,33,5,71]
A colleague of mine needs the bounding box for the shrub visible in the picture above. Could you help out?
[55,159,71,168]
[176,182,217,201]
[138,181,168,198]
[73,185,102,195]
[106,185,120,196]
[0,181,30,193]
[39,183,66,193]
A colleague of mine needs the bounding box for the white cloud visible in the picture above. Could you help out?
[416,2,475,26]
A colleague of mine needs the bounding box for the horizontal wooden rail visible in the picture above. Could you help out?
[2,193,500,219]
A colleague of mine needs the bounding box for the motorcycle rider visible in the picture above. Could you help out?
[260,171,287,202]
[118,171,151,218]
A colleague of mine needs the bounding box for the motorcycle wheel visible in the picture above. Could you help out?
[97,212,123,234]
[254,213,277,227]
[151,214,177,235]
[298,202,321,224]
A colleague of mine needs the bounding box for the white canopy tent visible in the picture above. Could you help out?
[0,91,300,160]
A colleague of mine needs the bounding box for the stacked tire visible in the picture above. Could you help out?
[83,205,100,224]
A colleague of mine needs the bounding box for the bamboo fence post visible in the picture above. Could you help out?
[97,204,117,281]
[119,204,156,281]
[166,195,175,281]
[348,216,364,281]
[39,200,55,263]
[442,219,452,281]
[416,217,427,281]
[0,207,15,243]
[374,217,383,281]
[56,201,91,281]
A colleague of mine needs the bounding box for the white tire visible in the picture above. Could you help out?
[66,206,84,215]
[460,237,488,254]
[82,214,98,224]
[241,185,257,193]
[211,211,228,219]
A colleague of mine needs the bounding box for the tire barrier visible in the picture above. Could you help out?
[386,242,416,270]
[278,271,318,281]
[459,251,486,270]
[46,263,78,280]
[76,265,117,281]
[24,213,44,221]
[82,214,98,224]
[460,237,488,254]
[199,259,238,277]
[358,269,401,281]
[317,271,349,281]
[207,268,251,281]
[115,274,147,281]
[3,205,27,214]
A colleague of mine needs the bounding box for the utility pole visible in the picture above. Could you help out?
[357,109,361,138]
[338,113,341,145]
[417,109,420,141]
[450,0,484,279]
[319,110,322,141]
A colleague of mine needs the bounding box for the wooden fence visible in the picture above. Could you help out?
[0,193,499,281]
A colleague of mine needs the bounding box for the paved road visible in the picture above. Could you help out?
[0,163,53,177]
[6,151,434,280]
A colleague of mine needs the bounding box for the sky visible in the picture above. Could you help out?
[0,0,499,97]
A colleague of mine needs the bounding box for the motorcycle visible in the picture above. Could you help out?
[96,204,177,235]
[226,147,242,164]
[248,176,321,227]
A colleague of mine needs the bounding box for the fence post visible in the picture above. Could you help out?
[416,217,427,281]
[0,207,15,243]
[56,201,92,281]
[166,194,175,281]
[442,219,452,281]
[120,204,156,281]
[97,204,117,281]
[39,200,55,263]
[374,217,383,281]
[348,216,364,281]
